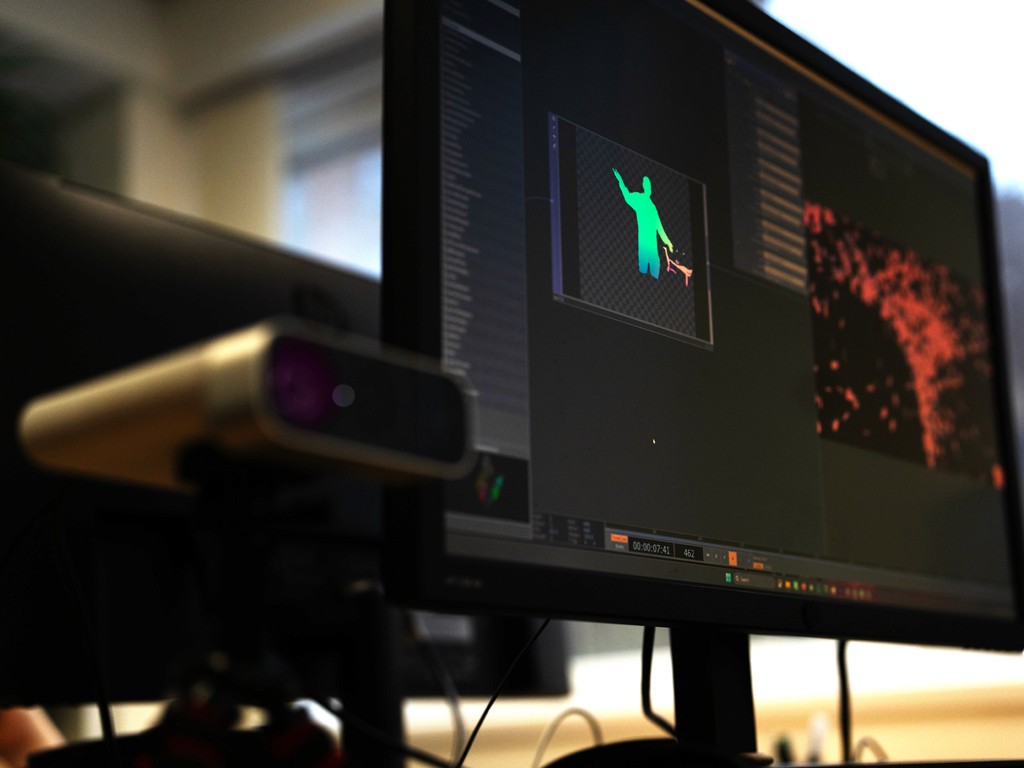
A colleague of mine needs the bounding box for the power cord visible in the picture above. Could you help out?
[641,626,675,737]
[453,617,551,768]
[837,640,889,763]
[837,639,852,763]
[853,735,888,762]
[0,496,53,586]
[318,699,455,768]
[530,707,603,768]
[319,617,551,768]
[403,611,467,763]
[47,497,121,768]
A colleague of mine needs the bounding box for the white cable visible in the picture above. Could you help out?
[404,611,467,764]
[854,735,889,762]
[530,707,604,768]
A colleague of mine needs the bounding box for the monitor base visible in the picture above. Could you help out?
[543,738,770,767]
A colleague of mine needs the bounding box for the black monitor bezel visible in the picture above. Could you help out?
[380,0,1024,650]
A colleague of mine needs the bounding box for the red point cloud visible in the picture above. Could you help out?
[805,201,1002,486]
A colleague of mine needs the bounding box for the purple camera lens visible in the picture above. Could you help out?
[269,339,334,428]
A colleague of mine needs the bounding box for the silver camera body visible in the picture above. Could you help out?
[19,318,474,491]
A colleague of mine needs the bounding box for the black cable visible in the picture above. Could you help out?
[641,626,675,738]
[48,501,121,768]
[313,611,510,768]
[0,513,45,584]
[321,699,455,768]
[453,617,551,768]
[0,483,65,586]
[837,639,851,763]
[0,484,119,762]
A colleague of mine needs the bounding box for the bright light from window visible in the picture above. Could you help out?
[765,0,1023,192]
[282,144,382,279]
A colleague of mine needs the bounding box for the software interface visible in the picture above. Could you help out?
[436,0,1013,617]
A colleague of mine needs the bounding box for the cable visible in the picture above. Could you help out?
[453,617,551,768]
[320,699,455,768]
[0,484,120,763]
[641,626,675,737]
[403,610,467,763]
[837,639,851,763]
[853,736,888,762]
[530,707,603,768]
[639,629,767,768]
[0,508,48,585]
[48,500,121,768]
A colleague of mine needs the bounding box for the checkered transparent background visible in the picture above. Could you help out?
[573,126,703,339]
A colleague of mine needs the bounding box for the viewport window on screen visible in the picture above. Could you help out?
[548,114,714,349]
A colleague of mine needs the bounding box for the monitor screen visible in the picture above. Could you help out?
[381,0,1024,649]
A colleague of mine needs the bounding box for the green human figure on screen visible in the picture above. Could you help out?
[613,168,674,279]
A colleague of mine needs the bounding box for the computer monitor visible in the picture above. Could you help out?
[0,160,384,705]
[380,0,1024,755]
[1,162,569,739]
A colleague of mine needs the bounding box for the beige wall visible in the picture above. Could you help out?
[159,0,381,102]
[191,85,281,241]
[121,85,199,218]
[0,0,380,242]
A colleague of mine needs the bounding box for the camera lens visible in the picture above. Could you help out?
[269,338,335,428]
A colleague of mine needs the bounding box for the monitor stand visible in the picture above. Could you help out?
[544,624,760,768]
[542,627,1024,768]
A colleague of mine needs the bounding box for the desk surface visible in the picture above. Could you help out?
[405,638,1024,767]
[67,639,1024,767]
